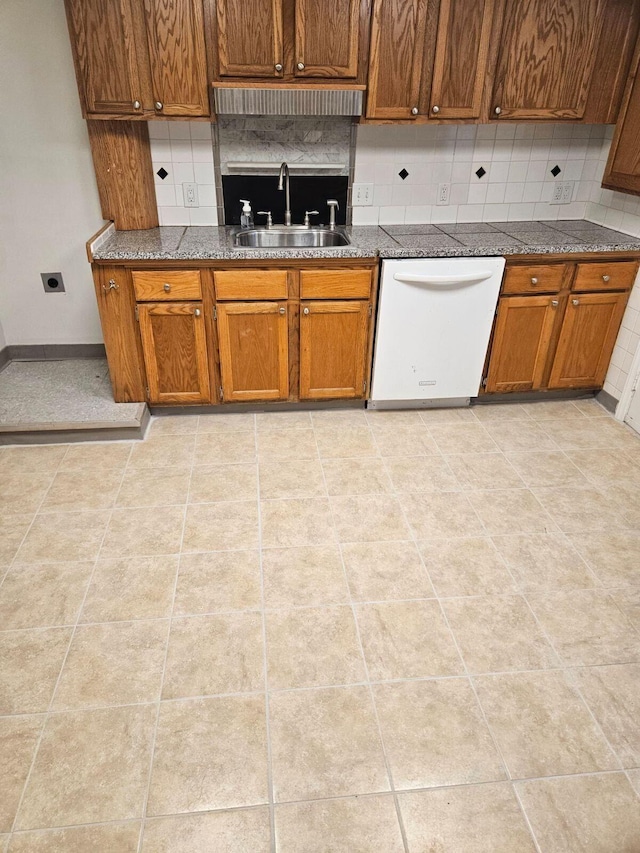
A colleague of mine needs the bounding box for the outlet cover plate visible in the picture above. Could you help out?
[183,182,199,208]
[41,273,65,293]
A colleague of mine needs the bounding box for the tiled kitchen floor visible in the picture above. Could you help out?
[1,400,640,852]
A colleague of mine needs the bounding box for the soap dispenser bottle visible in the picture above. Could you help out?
[240,199,254,229]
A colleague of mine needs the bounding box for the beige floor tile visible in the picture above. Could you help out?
[60,443,132,471]
[331,494,410,542]
[189,463,257,503]
[52,620,167,710]
[527,589,640,665]
[505,450,588,488]
[262,545,349,607]
[484,420,559,452]
[428,423,498,454]
[472,403,532,422]
[0,472,54,515]
[275,795,404,853]
[0,445,68,475]
[197,412,255,433]
[0,515,33,565]
[493,533,598,591]
[174,550,260,614]
[256,410,312,430]
[570,531,640,587]
[365,409,426,427]
[183,501,258,552]
[0,627,72,714]
[445,452,524,490]
[116,468,191,507]
[0,561,92,629]
[17,511,108,563]
[573,398,609,417]
[516,773,640,853]
[147,695,268,814]
[399,492,484,539]
[266,605,365,689]
[270,686,389,802]
[259,458,326,499]
[261,498,335,548]
[384,455,459,492]
[533,486,629,534]
[372,426,440,457]
[81,556,178,622]
[609,587,640,631]
[443,595,560,673]
[542,417,635,451]
[310,409,368,427]
[399,783,537,853]
[374,679,505,789]
[194,432,256,465]
[628,768,640,796]
[475,671,617,778]
[571,664,640,767]
[357,599,462,680]
[342,540,434,601]
[257,429,318,460]
[468,489,556,536]
[41,469,123,511]
[322,457,393,496]
[149,415,198,436]
[0,716,43,832]
[314,426,377,458]
[128,436,195,469]
[101,506,185,558]
[418,537,518,597]
[16,704,155,829]
[163,613,263,698]
[519,400,589,420]
[567,448,640,487]
[142,808,270,853]
[8,823,141,852]
[603,481,640,528]
[419,407,478,424]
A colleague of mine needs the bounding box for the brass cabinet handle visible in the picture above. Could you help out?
[194,308,201,317]
[103,278,119,292]
[602,275,610,282]
[572,298,580,306]
[133,100,141,110]
[531,277,538,285]
[411,107,419,115]
[155,101,163,111]
[163,283,171,292]
[303,307,310,315]
[494,106,502,115]
[431,105,440,114]
[279,307,286,315]
[275,63,283,72]
[551,299,559,307]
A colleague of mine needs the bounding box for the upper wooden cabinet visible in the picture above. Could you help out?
[65,0,211,118]
[603,38,640,196]
[214,0,369,82]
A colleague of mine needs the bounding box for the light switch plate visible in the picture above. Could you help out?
[353,183,373,206]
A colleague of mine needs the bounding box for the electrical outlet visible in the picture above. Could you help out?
[437,183,450,206]
[183,182,199,208]
[352,183,373,206]
[41,272,65,293]
[551,181,575,205]
[561,181,574,203]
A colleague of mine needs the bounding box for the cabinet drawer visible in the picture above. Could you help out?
[573,261,638,292]
[300,269,372,299]
[214,270,288,300]
[502,264,568,295]
[132,270,202,301]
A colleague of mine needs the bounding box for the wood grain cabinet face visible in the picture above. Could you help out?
[138,302,212,404]
[216,302,289,401]
[294,0,360,78]
[300,300,369,399]
[603,40,640,196]
[491,0,602,120]
[216,0,285,77]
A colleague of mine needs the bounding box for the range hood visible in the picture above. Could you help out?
[213,86,363,116]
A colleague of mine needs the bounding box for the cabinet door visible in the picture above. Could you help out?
[294,0,360,78]
[143,0,209,116]
[216,0,284,77]
[602,40,640,196]
[300,301,369,399]
[138,302,211,404]
[429,0,497,120]
[366,0,430,119]
[485,295,559,393]
[65,0,143,115]
[216,302,289,401]
[491,0,602,120]
[548,292,628,389]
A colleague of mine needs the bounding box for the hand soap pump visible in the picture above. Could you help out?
[240,199,254,229]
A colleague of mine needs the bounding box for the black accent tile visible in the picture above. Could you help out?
[157,167,168,180]
[475,167,486,179]
[398,168,409,180]
[550,165,561,177]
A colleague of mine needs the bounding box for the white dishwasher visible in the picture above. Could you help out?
[370,256,506,407]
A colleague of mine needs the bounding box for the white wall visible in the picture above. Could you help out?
[0,316,6,352]
[0,0,105,346]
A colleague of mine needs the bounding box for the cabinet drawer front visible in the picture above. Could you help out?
[132,270,202,301]
[502,264,568,295]
[573,261,638,292]
[300,269,372,299]
[214,270,288,300]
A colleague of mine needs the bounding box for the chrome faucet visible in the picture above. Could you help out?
[327,199,339,230]
[278,162,292,226]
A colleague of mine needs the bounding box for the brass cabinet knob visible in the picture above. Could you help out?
[103,278,119,293]
[572,298,580,306]
[431,105,440,114]
[602,274,610,282]
[133,100,141,110]
[297,62,305,70]
[551,299,559,307]
[279,306,286,315]
[275,63,283,72]
[411,107,419,115]
[155,101,163,111]
[163,283,171,292]
[494,106,502,115]
[303,307,310,315]
[531,277,538,285]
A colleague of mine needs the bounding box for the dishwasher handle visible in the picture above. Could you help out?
[393,271,495,286]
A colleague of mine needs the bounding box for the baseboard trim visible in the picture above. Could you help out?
[596,388,618,414]
[0,347,9,373]
[5,343,106,361]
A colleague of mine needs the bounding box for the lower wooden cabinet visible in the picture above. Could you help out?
[138,301,211,404]
[216,301,290,402]
[300,300,370,399]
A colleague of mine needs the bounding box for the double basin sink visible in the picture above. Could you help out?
[233,226,350,249]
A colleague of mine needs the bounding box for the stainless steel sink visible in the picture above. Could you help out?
[233,227,350,248]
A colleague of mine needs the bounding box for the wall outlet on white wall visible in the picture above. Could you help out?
[183,183,199,208]
[352,183,373,206]
[437,183,450,206]
[551,181,575,205]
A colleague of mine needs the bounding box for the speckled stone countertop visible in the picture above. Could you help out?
[91,220,640,262]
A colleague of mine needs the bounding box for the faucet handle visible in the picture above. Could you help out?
[327,199,339,208]
[304,210,320,227]
[257,211,273,227]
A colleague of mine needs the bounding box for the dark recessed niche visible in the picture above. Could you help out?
[222,175,348,226]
